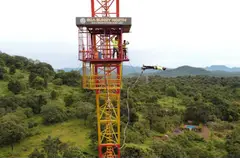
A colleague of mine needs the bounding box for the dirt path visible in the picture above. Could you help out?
[199,126,210,140]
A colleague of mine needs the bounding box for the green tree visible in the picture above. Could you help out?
[31,76,45,90]
[166,85,177,97]
[0,108,6,116]
[50,90,58,100]
[8,79,22,94]
[235,88,240,98]
[26,95,47,114]
[74,102,94,126]
[9,65,16,74]
[129,108,139,124]
[186,146,214,158]
[14,55,29,69]
[227,102,240,121]
[43,77,48,88]
[121,144,156,158]
[0,114,27,151]
[151,140,165,157]
[63,146,85,158]
[0,58,5,67]
[28,148,45,158]
[173,131,204,148]
[124,129,145,144]
[0,96,23,112]
[29,72,37,84]
[24,107,34,118]
[0,66,4,80]
[64,94,74,107]
[42,136,62,158]
[145,103,160,130]
[1,53,15,67]
[161,142,186,158]
[52,78,63,85]
[87,127,98,152]
[185,101,214,123]
[226,126,240,157]
[54,71,81,86]
[41,105,67,124]
[27,62,55,79]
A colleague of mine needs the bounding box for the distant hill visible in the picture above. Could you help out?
[58,65,144,76]
[153,65,212,77]
[58,65,240,77]
[154,66,240,77]
[56,67,79,72]
[206,65,240,72]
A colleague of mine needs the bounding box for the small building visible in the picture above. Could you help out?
[180,124,202,132]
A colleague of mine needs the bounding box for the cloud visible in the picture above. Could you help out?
[1,0,240,68]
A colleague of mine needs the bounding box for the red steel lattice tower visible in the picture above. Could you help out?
[76,0,131,157]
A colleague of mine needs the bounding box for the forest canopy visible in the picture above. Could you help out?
[0,52,240,158]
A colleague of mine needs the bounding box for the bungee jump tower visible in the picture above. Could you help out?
[76,0,131,157]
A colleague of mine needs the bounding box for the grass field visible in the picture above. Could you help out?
[0,70,94,158]
[0,119,90,158]
[158,96,186,110]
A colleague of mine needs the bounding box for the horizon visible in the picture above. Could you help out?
[58,64,240,70]
[1,50,240,70]
[1,0,240,68]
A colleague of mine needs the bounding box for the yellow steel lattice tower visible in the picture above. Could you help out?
[76,0,131,157]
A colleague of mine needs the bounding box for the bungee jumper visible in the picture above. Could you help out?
[141,65,167,71]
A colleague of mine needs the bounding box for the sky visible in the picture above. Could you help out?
[0,0,240,69]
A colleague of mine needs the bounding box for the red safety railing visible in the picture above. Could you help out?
[78,27,129,61]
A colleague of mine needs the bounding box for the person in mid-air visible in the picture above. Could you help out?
[123,40,130,59]
[142,65,166,71]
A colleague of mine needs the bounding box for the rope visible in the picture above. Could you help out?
[127,61,139,74]
[102,64,145,152]
[103,66,119,157]
[103,66,110,101]
[121,69,144,149]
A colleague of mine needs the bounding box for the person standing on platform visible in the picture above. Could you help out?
[123,40,130,59]
[111,36,119,59]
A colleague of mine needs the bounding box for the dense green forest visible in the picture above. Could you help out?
[0,52,240,158]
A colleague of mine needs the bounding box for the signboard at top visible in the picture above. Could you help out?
[76,17,131,26]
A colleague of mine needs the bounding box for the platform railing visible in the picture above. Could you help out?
[78,44,129,61]
[82,74,122,89]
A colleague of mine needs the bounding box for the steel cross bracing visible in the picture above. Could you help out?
[91,1,121,157]
[96,64,121,157]
[76,0,131,157]
[91,0,119,17]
